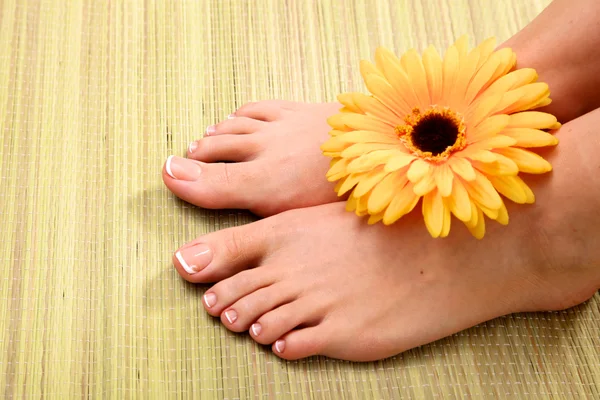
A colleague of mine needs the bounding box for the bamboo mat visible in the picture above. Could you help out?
[1,0,599,398]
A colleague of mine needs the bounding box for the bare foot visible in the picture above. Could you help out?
[171,108,600,362]
[162,101,341,216]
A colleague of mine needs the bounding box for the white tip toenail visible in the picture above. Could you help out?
[165,155,176,179]
[224,310,237,324]
[275,340,285,353]
[188,141,198,153]
[176,251,196,274]
[227,114,235,119]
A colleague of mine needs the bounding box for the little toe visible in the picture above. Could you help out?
[163,155,266,211]
[202,267,278,317]
[271,325,330,361]
[172,218,269,283]
[219,281,299,332]
[234,100,295,121]
[187,135,263,163]
[204,116,265,136]
[250,296,324,345]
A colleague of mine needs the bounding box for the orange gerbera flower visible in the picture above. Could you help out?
[321,36,560,238]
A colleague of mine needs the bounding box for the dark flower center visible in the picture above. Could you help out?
[411,113,460,156]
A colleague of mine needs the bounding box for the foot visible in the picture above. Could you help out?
[162,101,342,216]
[171,109,600,362]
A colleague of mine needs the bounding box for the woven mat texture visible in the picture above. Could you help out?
[1,0,599,398]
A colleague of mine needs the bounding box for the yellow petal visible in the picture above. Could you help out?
[462,171,503,210]
[487,175,528,204]
[359,60,384,81]
[493,147,552,173]
[465,50,503,104]
[423,45,443,104]
[466,93,503,127]
[477,202,499,220]
[468,135,517,150]
[352,93,402,126]
[441,45,460,105]
[365,75,412,117]
[449,157,476,181]
[440,200,452,238]
[368,211,386,225]
[495,201,509,225]
[368,170,409,214]
[407,159,431,182]
[341,142,401,158]
[337,93,361,113]
[336,112,395,134]
[354,168,390,197]
[453,35,470,63]
[338,130,399,144]
[500,128,559,148]
[401,49,430,108]
[346,149,398,173]
[464,199,479,228]
[466,204,486,239]
[435,164,453,197]
[471,154,518,176]
[468,114,511,143]
[321,136,349,152]
[422,190,444,238]
[375,47,420,111]
[475,37,497,68]
[486,68,538,96]
[459,149,497,163]
[451,47,481,110]
[384,153,416,172]
[413,171,437,196]
[383,183,420,224]
[492,83,550,115]
[337,173,364,196]
[507,111,559,130]
[346,195,358,212]
[355,190,372,216]
[326,157,352,181]
[446,178,471,221]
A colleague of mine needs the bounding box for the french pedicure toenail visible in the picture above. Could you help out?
[175,243,212,274]
[227,114,235,119]
[275,339,285,353]
[203,292,217,308]
[205,125,216,136]
[188,141,198,153]
[224,309,238,324]
[251,323,262,336]
[165,155,202,181]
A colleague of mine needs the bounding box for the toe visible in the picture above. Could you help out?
[187,135,263,163]
[163,155,266,211]
[218,281,299,332]
[234,100,295,121]
[271,325,330,361]
[201,267,278,316]
[249,296,324,345]
[172,218,269,283]
[204,116,265,136]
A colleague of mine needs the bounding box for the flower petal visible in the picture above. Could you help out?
[440,200,452,237]
[475,37,497,68]
[384,153,416,172]
[423,45,443,104]
[468,114,511,143]
[338,130,399,144]
[465,50,503,104]
[493,147,552,173]
[354,167,390,197]
[337,93,361,113]
[451,48,481,110]
[466,93,504,127]
[492,83,550,115]
[368,170,409,214]
[413,171,437,196]
[341,142,402,158]
[422,190,444,238]
[466,203,486,239]
[441,45,460,105]
[383,182,420,225]
[401,49,430,108]
[446,177,471,221]
[486,68,538,96]
[360,60,384,81]
[461,171,503,210]
[467,135,517,149]
[346,149,399,173]
[507,111,559,130]
[487,175,528,204]
[449,157,476,181]
[471,154,519,176]
[375,47,420,110]
[435,164,453,197]
[352,93,403,126]
[407,159,431,182]
[336,112,396,133]
[500,128,559,148]
[326,157,352,181]
[364,75,412,117]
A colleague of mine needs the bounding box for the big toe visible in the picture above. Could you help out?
[172,216,270,283]
[163,155,273,214]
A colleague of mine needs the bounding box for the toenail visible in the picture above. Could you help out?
[275,339,285,353]
[227,114,235,119]
[188,141,198,153]
[176,243,212,274]
[205,125,215,136]
[203,292,217,308]
[224,309,237,324]
[251,323,262,336]
[165,155,202,181]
